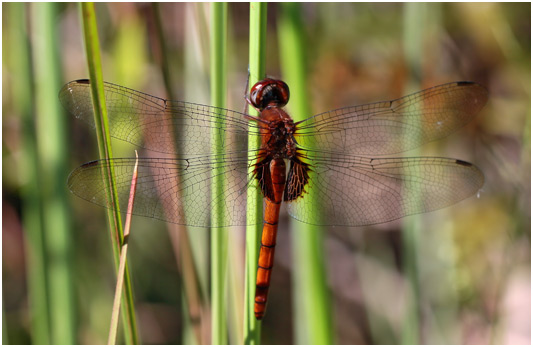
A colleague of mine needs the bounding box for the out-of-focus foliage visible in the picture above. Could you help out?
[2,3,530,344]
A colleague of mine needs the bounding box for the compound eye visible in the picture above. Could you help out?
[249,81,266,109]
[249,87,261,108]
[249,78,290,110]
[271,80,290,106]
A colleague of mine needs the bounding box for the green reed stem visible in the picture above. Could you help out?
[32,3,76,343]
[10,3,51,343]
[278,2,334,344]
[210,2,229,344]
[244,2,266,345]
[401,2,426,344]
[80,3,139,344]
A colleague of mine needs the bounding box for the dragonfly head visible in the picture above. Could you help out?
[249,78,290,110]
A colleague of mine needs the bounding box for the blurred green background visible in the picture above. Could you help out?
[2,2,530,344]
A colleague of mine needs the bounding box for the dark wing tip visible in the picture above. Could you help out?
[455,159,472,167]
[66,160,101,192]
[59,79,94,112]
[80,159,101,168]
[455,80,489,94]
[456,81,475,86]
[455,159,485,189]
[454,81,489,112]
[61,79,90,90]
[59,79,90,95]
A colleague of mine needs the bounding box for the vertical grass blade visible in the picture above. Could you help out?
[9,3,51,343]
[244,2,266,344]
[30,3,76,343]
[278,3,334,344]
[108,153,139,345]
[210,2,229,344]
[401,3,428,344]
[80,3,139,344]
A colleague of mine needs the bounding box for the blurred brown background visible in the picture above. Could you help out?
[2,3,530,344]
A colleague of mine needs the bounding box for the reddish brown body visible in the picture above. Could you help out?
[254,158,285,319]
[248,79,300,319]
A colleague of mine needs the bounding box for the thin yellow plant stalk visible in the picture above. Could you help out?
[108,152,139,345]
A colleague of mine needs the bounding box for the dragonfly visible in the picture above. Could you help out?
[60,78,488,319]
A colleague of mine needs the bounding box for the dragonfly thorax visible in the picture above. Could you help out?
[262,115,298,159]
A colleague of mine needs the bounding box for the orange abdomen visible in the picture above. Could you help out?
[254,158,286,319]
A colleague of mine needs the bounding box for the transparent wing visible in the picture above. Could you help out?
[59,79,262,155]
[63,80,486,227]
[287,152,484,226]
[67,155,261,227]
[295,82,488,155]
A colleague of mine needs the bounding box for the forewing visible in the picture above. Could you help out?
[287,152,484,226]
[59,80,262,155]
[295,82,488,155]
